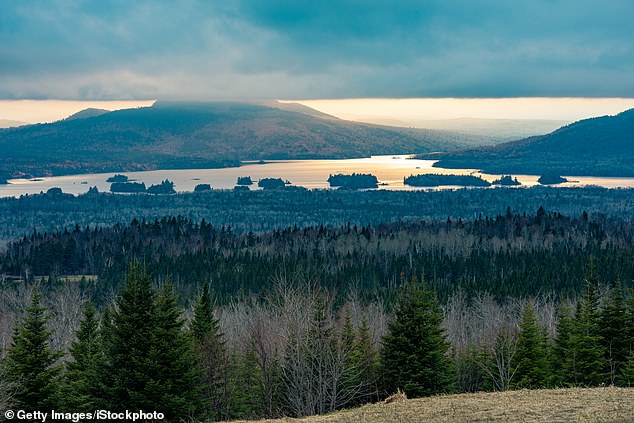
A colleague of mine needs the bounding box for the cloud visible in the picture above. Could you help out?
[1,0,633,99]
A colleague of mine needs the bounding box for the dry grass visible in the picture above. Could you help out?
[234,387,634,423]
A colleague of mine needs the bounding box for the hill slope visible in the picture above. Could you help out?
[0,119,29,129]
[0,101,467,182]
[424,109,634,176]
[233,387,634,423]
[64,107,110,121]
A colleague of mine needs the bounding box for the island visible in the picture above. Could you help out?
[146,179,176,195]
[110,182,147,193]
[492,175,521,186]
[327,173,379,189]
[538,175,568,185]
[258,178,288,190]
[46,187,63,195]
[194,183,212,192]
[106,174,129,183]
[404,174,491,187]
[236,176,253,186]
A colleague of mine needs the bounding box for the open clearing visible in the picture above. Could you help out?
[234,387,634,422]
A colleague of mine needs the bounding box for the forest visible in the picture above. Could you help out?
[2,187,634,421]
[5,185,634,243]
[1,207,634,421]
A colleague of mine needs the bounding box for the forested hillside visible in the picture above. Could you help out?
[0,101,468,183]
[1,257,633,420]
[5,186,634,243]
[2,209,633,303]
[422,108,634,176]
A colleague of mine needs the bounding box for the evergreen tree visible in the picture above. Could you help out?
[107,262,156,410]
[513,301,548,388]
[621,351,634,387]
[144,283,204,421]
[381,275,453,397]
[104,264,206,421]
[572,281,607,385]
[339,308,358,404]
[626,281,634,359]
[599,287,629,384]
[551,303,576,387]
[227,341,263,419]
[62,301,108,411]
[190,282,227,420]
[350,317,378,404]
[308,291,336,414]
[5,288,62,410]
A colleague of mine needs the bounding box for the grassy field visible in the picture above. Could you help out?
[234,387,634,422]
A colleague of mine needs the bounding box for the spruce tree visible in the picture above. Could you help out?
[350,317,378,404]
[551,303,576,386]
[62,301,107,411]
[621,351,634,387]
[190,282,227,420]
[106,264,205,421]
[107,262,156,410]
[381,275,453,397]
[572,281,607,385]
[5,288,62,410]
[144,283,204,421]
[599,287,629,384]
[227,341,263,419]
[339,308,358,405]
[513,301,548,388]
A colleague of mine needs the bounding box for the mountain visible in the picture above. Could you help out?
[0,101,468,183]
[0,119,29,129]
[422,109,634,176]
[64,108,110,121]
[336,116,568,145]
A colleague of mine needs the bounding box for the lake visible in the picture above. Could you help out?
[2,155,634,198]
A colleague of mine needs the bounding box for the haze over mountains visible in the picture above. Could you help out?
[0,119,28,129]
[2,101,634,184]
[0,101,486,183]
[422,108,634,176]
[330,116,568,144]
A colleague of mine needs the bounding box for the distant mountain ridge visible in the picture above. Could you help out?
[422,108,634,176]
[0,101,470,183]
[0,119,29,129]
[64,108,110,121]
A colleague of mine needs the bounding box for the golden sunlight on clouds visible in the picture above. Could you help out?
[289,98,634,123]
[0,100,155,124]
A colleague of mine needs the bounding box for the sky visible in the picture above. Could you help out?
[2,1,634,123]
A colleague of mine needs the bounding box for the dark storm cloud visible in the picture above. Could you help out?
[1,0,633,99]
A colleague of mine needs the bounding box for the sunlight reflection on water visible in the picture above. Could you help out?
[2,155,634,198]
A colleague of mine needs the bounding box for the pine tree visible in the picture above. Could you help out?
[621,351,634,387]
[5,288,62,410]
[339,308,358,405]
[308,291,336,414]
[572,281,607,386]
[62,301,108,411]
[105,264,205,421]
[190,282,227,420]
[144,283,204,421]
[350,317,378,404]
[381,275,453,397]
[227,341,263,419]
[513,301,548,388]
[599,287,629,384]
[107,262,156,410]
[551,303,576,387]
